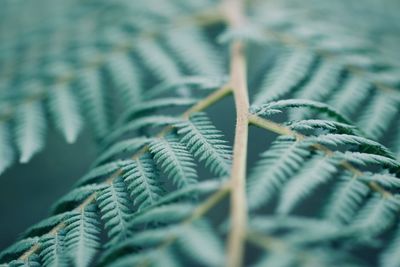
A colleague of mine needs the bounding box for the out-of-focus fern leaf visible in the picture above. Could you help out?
[15,101,46,163]
[78,69,109,139]
[328,76,370,117]
[106,53,142,109]
[176,112,232,176]
[247,137,310,210]
[164,27,222,75]
[351,195,400,235]
[324,174,371,224]
[0,121,15,174]
[277,156,338,214]
[48,84,83,144]
[149,135,198,189]
[358,91,398,140]
[177,220,225,267]
[136,39,182,83]
[290,60,342,120]
[254,50,315,104]
[381,223,400,267]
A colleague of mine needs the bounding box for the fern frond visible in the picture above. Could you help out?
[381,223,400,267]
[252,99,352,125]
[106,53,142,109]
[122,155,163,210]
[39,232,68,267]
[15,101,46,163]
[277,156,339,214]
[96,177,132,244]
[136,39,182,83]
[351,195,400,235]
[358,91,398,140]
[247,137,310,210]
[324,174,371,224]
[328,76,370,117]
[176,112,232,176]
[253,49,315,104]
[0,121,15,174]
[164,27,223,76]
[290,60,342,120]
[48,84,83,144]
[78,69,109,140]
[177,220,225,267]
[64,205,101,267]
[149,134,198,188]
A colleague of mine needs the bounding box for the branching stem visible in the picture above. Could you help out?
[223,0,250,266]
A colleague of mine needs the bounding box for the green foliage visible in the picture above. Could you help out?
[1,0,400,266]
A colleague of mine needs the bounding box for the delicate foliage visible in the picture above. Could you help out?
[1,0,400,267]
[176,112,232,176]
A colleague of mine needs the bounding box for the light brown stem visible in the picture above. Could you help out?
[223,0,250,266]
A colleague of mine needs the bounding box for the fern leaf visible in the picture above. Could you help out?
[328,76,370,117]
[0,121,15,174]
[48,84,83,144]
[64,205,101,267]
[352,195,400,235]
[136,39,182,83]
[39,232,68,267]
[106,53,142,108]
[247,137,310,210]
[149,135,198,188]
[338,152,400,169]
[290,60,342,120]
[324,174,371,224]
[177,220,225,267]
[122,155,163,210]
[96,177,132,244]
[381,223,400,267]
[78,69,109,139]
[358,91,398,140]
[304,134,394,158]
[360,173,400,190]
[252,99,352,125]
[176,112,232,176]
[15,101,46,163]
[164,27,222,75]
[287,119,356,135]
[254,49,315,104]
[277,156,339,214]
